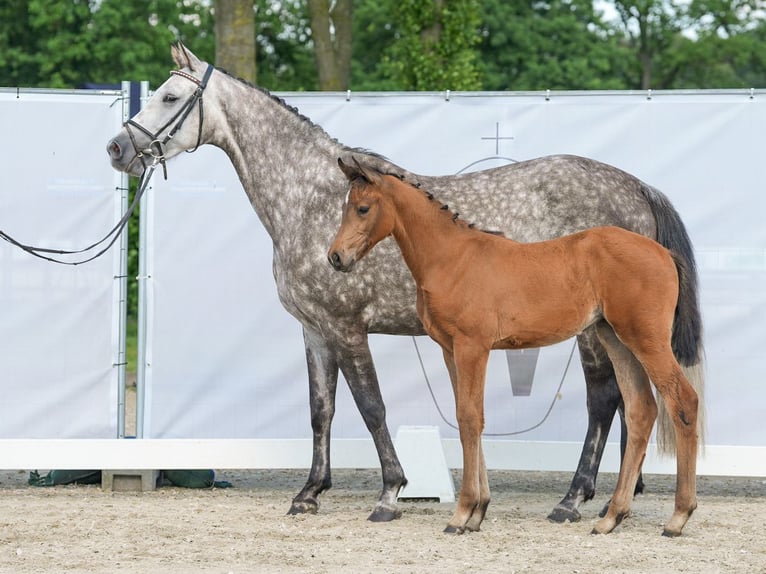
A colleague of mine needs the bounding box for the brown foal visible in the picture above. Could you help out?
[328,158,699,537]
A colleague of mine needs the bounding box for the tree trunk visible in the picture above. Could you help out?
[307,0,352,90]
[214,0,256,84]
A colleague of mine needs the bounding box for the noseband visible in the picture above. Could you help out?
[124,64,214,179]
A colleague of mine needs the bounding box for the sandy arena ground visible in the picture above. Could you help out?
[0,466,763,574]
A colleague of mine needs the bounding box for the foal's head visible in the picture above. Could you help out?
[327,158,396,272]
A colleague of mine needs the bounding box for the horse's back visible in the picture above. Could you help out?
[414,154,657,244]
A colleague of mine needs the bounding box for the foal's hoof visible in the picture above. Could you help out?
[547,506,582,523]
[662,528,683,538]
[368,505,402,522]
[443,525,466,535]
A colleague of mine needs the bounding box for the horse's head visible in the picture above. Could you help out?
[328,158,395,273]
[106,42,217,177]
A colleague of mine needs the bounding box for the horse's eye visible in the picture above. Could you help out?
[357,206,370,216]
[163,94,179,103]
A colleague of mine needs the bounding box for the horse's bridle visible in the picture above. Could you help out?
[124,64,214,179]
[0,65,214,265]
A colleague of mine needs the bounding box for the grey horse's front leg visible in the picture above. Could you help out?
[336,334,408,522]
[288,327,339,516]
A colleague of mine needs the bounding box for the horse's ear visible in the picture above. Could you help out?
[337,157,359,182]
[171,41,204,72]
[337,157,380,185]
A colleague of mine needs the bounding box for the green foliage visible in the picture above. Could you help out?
[255,0,318,90]
[382,0,483,90]
[0,0,214,88]
[350,0,400,90]
[479,0,634,90]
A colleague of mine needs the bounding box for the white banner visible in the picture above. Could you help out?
[0,89,125,438]
[146,91,765,453]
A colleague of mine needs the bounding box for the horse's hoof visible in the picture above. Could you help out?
[598,501,610,518]
[368,506,402,522]
[443,525,465,535]
[287,500,318,516]
[662,528,683,538]
[547,506,582,523]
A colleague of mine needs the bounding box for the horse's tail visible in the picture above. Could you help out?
[639,184,706,456]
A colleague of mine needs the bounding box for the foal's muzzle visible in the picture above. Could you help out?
[328,251,355,273]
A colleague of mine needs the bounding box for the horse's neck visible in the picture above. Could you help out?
[388,183,471,283]
[211,78,344,240]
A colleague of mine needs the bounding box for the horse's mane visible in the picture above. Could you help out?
[210,65,498,237]
[211,68,423,181]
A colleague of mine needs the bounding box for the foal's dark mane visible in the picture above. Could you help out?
[379,172,504,237]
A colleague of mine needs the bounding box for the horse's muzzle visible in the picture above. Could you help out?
[328,251,354,273]
[107,132,143,176]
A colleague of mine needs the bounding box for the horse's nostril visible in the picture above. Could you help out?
[107,139,122,159]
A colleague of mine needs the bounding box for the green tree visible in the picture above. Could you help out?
[307,0,352,90]
[88,0,214,86]
[255,0,317,89]
[382,0,483,90]
[0,0,92,88]
[214,0,256,83]
[478,0,634,90]
[671,0,766,87]
[0,0,215,88]
[611,0,685,89]
[349,0,400,90]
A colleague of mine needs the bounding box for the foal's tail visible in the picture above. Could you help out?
[640,184,706,456]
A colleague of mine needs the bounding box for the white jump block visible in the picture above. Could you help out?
[395,426,455,502]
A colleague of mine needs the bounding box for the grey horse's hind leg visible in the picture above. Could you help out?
[288,327,339,516]
[548,330,627,523]
[336,335,408,522]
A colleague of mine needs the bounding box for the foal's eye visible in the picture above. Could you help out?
[357,206,370,216]
[163,94,179,103]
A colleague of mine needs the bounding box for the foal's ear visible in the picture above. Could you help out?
[337,157,380,185]
[171,41,204,72]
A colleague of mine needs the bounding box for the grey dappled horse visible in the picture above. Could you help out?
[107,43,705,524]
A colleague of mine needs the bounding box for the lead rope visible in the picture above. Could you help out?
[1,65,213,266]
[411,335,577,436]
[0,161,158,266]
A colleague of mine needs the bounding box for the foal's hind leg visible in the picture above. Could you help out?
[549,331,645,523]
[549,331,623,523]
[592,323,657,535]
[637,350,699,537]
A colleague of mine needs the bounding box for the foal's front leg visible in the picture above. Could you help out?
[444,343,490,534]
